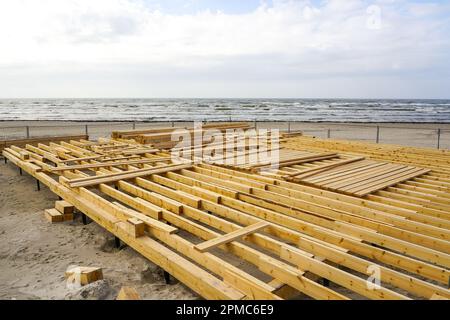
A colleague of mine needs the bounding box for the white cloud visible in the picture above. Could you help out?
[0,0,449,98]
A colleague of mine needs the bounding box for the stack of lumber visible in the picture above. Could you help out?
[249,151,338,171]
[281,135,450,201]
[283,135,450,174]
[175,141,337,173]
[112,126,185,139]
[281,131,303,138]
[3,136,450,300]
[112,122,252,148]
[137,123,253,149]
[286,159,430,197]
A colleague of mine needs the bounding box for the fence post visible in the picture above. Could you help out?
[288,121,291,133]
[376,126,380,144]
[85,124,89,136]
[132,122,136,130]
[437,128,441,150]
[26,126,30,139]
[171,121,175,128]
[254,119,257,130]
[327,129,331,139]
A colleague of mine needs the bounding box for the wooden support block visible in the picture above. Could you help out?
[126,218,145,238]
[65,266,103,286]
[63,213,74,221]
[55,200,74,215]
[116,286,141,300]
[44,208,64,223]
[19,151,30,161]
[133,198,162,220]
[194,221,269,252]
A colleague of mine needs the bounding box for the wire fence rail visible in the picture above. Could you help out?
[1,121,449,150]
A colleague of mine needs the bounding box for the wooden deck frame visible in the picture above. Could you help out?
[2,137,450,300]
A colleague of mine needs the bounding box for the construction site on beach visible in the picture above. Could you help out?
[1,122,450,300]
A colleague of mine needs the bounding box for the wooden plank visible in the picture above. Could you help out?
[355,169,431,196]
[91,186,179,234]
[194,221,269,252]
[329,165,413,191]
[122,148,159,155]
[49,157,171,172]
[59,155,104,163]
[312,163,396,186]
[285,157,365,179]
[67,163,193,188]
[305,161,385,184]
[0,135,89,153]
[252,153,339,170]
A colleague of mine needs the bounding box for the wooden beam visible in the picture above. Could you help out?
[66,163,193,188]
[285,157,365,179]
[251,153,338,170]
[0,135,89,153]
[194,221,269,252]
[49,157,171,172]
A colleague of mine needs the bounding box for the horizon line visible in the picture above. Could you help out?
[1,97,450,100]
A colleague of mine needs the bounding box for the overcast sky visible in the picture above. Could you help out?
[0,0,449,99]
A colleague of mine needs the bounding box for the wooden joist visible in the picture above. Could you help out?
[279,156,431,197]
[65,163,193,188]
[194,221,269,252]
[49,157,171,172]
[283,135,450,174]
[250,152,338,170]
[285,157,366,179]
[0,135,89,154]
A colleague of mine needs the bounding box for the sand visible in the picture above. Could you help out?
[0,163,198,300]
[1,121,449,149]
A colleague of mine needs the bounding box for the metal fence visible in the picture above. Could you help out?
[1,121,449,150]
